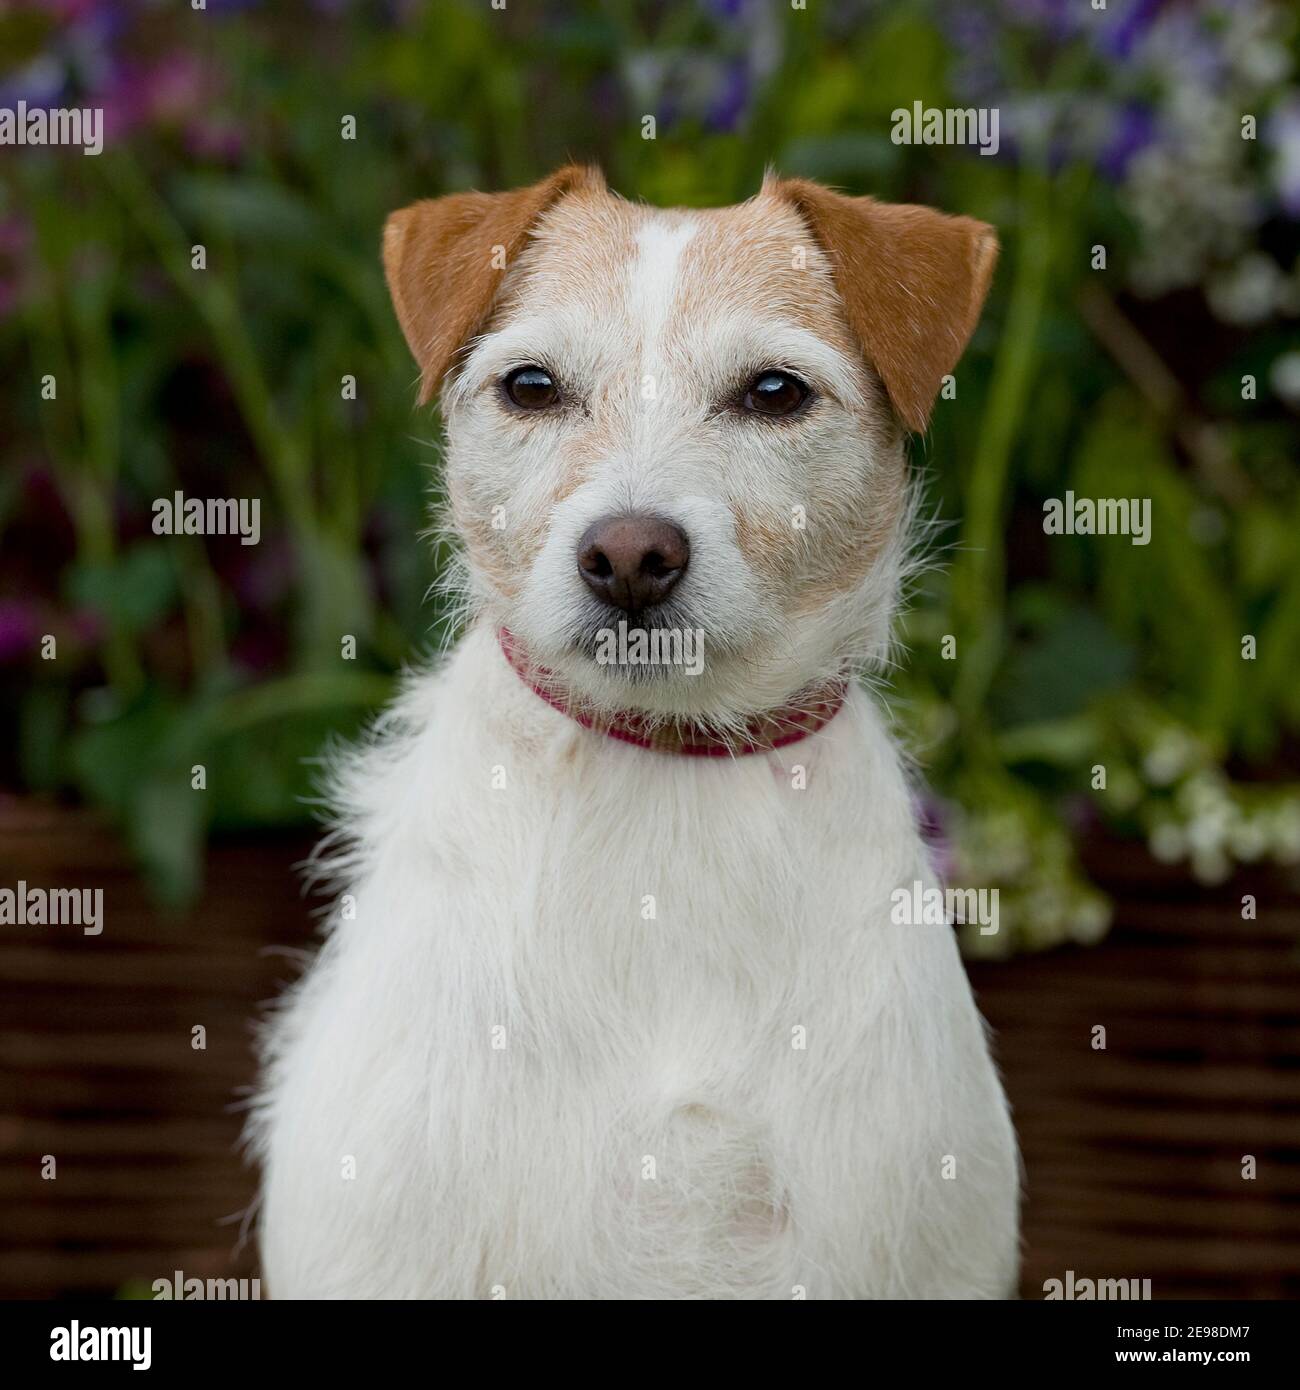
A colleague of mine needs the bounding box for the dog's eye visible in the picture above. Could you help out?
[742,371,810,418]
[504,366,560,410]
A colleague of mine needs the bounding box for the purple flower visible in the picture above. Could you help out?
[999,0,1087,43]
[227,537,294,610]
[231,627,285,677]
[1268,98,1300,219]
[916,792,957,884]
[706,60,750,133]
[72,607,102,646]
[0,215,32,317]
[1099,101,1157,178]
[1096,0,1164,61]
[0,55,67,111]
[1063,794,1101,838]
[185,115,245,164]
[48,0,112,20]
[0,601,42,665]
[92,49,213,141]
[948,25,1005,104]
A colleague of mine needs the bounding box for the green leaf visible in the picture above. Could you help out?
[994,604,1136,726]
[129,775,207,908]
[65,547,178,636]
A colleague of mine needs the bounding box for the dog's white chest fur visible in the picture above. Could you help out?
[254,628,1019,1299]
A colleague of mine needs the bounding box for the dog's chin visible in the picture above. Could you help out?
[519,621,816,725]
[505,591,830,720]
[562,615,718,714]
[491,604,727,718]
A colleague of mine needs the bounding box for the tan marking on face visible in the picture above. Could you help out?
[729,504,800,588]
[549,422,618,507]
[792,439,907,616]
[449,478,520,600]
[670,191,866,371]
[490,184,645,325]
[731,438,907,616]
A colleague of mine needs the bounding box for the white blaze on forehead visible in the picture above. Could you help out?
[628,216,698,381]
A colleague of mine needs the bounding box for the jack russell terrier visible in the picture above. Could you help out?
[250,166,1021,1299]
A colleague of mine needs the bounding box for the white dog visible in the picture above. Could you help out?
[250,167,1020,1299]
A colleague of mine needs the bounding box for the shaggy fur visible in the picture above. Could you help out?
[249,169,1020,1299]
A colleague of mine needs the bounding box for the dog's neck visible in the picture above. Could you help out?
[498,628,846,757]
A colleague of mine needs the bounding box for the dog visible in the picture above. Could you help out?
[250,166,1020,1299]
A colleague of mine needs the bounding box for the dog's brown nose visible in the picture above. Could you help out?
[577,515,689,612]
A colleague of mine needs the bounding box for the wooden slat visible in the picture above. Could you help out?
[2,803,1298,1298]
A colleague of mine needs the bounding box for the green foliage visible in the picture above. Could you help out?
[1,0,1297,949]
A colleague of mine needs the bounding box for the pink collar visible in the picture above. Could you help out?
[498,628,847,758]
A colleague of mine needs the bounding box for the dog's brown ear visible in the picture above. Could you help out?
[383,164,604,404]
[769,177,998,433]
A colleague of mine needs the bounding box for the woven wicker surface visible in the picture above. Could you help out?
[1,797,1296,1298]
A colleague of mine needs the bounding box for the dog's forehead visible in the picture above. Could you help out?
[503,187,854,348]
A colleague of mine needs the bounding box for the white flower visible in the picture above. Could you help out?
[1269,350,1300,406]
[1175,769,1224,816]
[1186,808,1230,856]
[1191,847,1232,885]
[1149,821,1186,863]
[1223,1,1294,88]
[1143,732,1192,786]
[1070,895,1113,945]
[1228,816,1268,862]
[1206,253,1286,326]
[1269,802,1300,863]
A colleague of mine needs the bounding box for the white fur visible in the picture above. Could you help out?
[250,194,1020,1299]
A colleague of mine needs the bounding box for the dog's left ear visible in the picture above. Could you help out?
[768,177,998,433]
[383,164,604,404]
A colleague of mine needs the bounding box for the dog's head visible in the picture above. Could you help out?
[383,167,996,722]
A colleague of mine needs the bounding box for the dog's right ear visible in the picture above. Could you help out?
[383,164,604,405]
[767,175,998,434]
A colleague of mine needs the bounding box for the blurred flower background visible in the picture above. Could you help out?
[1,0,1298,952]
